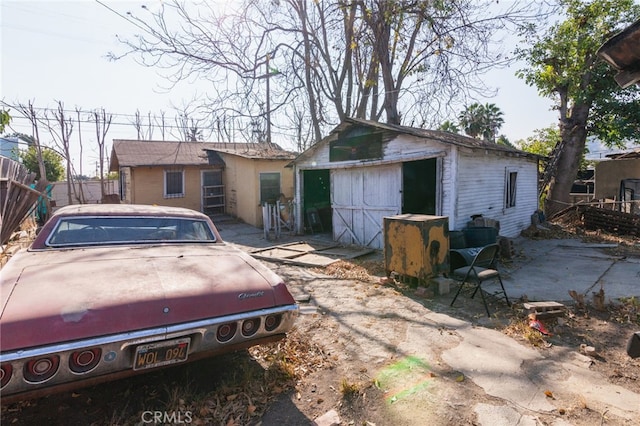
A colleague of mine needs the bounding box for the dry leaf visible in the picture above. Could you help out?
[544,390,555,399]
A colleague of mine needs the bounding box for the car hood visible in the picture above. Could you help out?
[0,244,293,351]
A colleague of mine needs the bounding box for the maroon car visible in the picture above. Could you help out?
[0,204,298,402]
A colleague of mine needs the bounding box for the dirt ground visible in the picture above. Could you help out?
[2,220,640,425]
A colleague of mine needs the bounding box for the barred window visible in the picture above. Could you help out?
[164,169,185,198]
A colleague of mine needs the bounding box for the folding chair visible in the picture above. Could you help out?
[450,243,510,317]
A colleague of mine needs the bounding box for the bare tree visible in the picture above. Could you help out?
[3,100,47,181]
[74,107,86,203]
[90,109,112,201]
[107,0,550,144]
[45,101,75,205]
[169,102,212,141]
[131,109,155,140]
[155,110,167,140]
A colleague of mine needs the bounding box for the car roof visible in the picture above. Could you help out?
[51,204,210,219]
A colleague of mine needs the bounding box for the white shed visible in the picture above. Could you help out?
[291,118,540,249]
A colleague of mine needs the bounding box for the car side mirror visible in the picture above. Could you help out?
[627,332,640,358]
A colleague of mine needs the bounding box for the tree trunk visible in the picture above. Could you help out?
[545,104,590,218]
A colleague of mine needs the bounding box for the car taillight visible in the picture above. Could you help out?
[70,348,101,374]
[241,318,260,336]
[264,314,281,332]
[24,356,60,383]
[0,363,12,388]
[216,323,237,342]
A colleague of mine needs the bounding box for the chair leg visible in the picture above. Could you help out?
[450,280,465,307]
[476,282,491,317]
[470,283,481,299]
[498,276,511,306]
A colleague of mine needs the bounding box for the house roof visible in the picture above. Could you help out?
[291,118,541,164]
[605,147,640,160]
[597,19,640,88]
[110,140,297,170]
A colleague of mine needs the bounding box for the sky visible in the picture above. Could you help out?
[0,0,563,174]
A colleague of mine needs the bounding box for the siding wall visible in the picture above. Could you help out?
[455,152,538,237]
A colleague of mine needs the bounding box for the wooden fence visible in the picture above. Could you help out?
[580,205,640,237]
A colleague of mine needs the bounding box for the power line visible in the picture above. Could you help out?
[94,0,150,35]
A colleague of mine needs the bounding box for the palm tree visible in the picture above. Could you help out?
[480,103,504,142]
[458,103,504,142]
[458,103,485,139]
[438,120,460,134]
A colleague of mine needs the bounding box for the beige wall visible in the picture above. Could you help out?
[595,159,640,199]
[121,158,293,227]
[220,154,294,226]
[127,165,213,212]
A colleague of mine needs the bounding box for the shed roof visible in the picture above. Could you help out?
[292,118,541,164]
[597,19,640,88]
[110,140,296,170]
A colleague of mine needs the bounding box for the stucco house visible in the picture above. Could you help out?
[594,150,640,214]
[290,118,541,249]
[109,140,296,227]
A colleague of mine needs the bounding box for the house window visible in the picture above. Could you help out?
[260,172,280,204]
[164,169,185,198]
[505,170,517,208]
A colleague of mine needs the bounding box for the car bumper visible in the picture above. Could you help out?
[0,304,298,402]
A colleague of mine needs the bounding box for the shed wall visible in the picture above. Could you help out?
[293,131,538,243]
[455,152,538,237]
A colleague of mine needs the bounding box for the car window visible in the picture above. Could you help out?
[46,216,217,247]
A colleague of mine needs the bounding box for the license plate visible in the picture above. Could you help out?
[133,337,190,371]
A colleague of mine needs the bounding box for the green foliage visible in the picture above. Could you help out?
[0,109,10,133]
[516,0,640,148]
[496,135,514,148]
[517,126,560,158]
[457,103,504,141]
[438,120,460,134]
[18,146,65,182]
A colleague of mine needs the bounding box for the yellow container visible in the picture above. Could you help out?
[384,214,449,283]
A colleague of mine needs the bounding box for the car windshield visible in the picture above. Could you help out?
[46,216,217,247]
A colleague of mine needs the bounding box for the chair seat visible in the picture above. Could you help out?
[453,266,500,280]
[449,243,510,317]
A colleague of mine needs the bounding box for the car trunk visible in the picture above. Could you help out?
[0,245,286,351]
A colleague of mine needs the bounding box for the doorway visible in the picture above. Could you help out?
[202,170,224,216]
[402,158,437,215]
[302,169,332,233]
